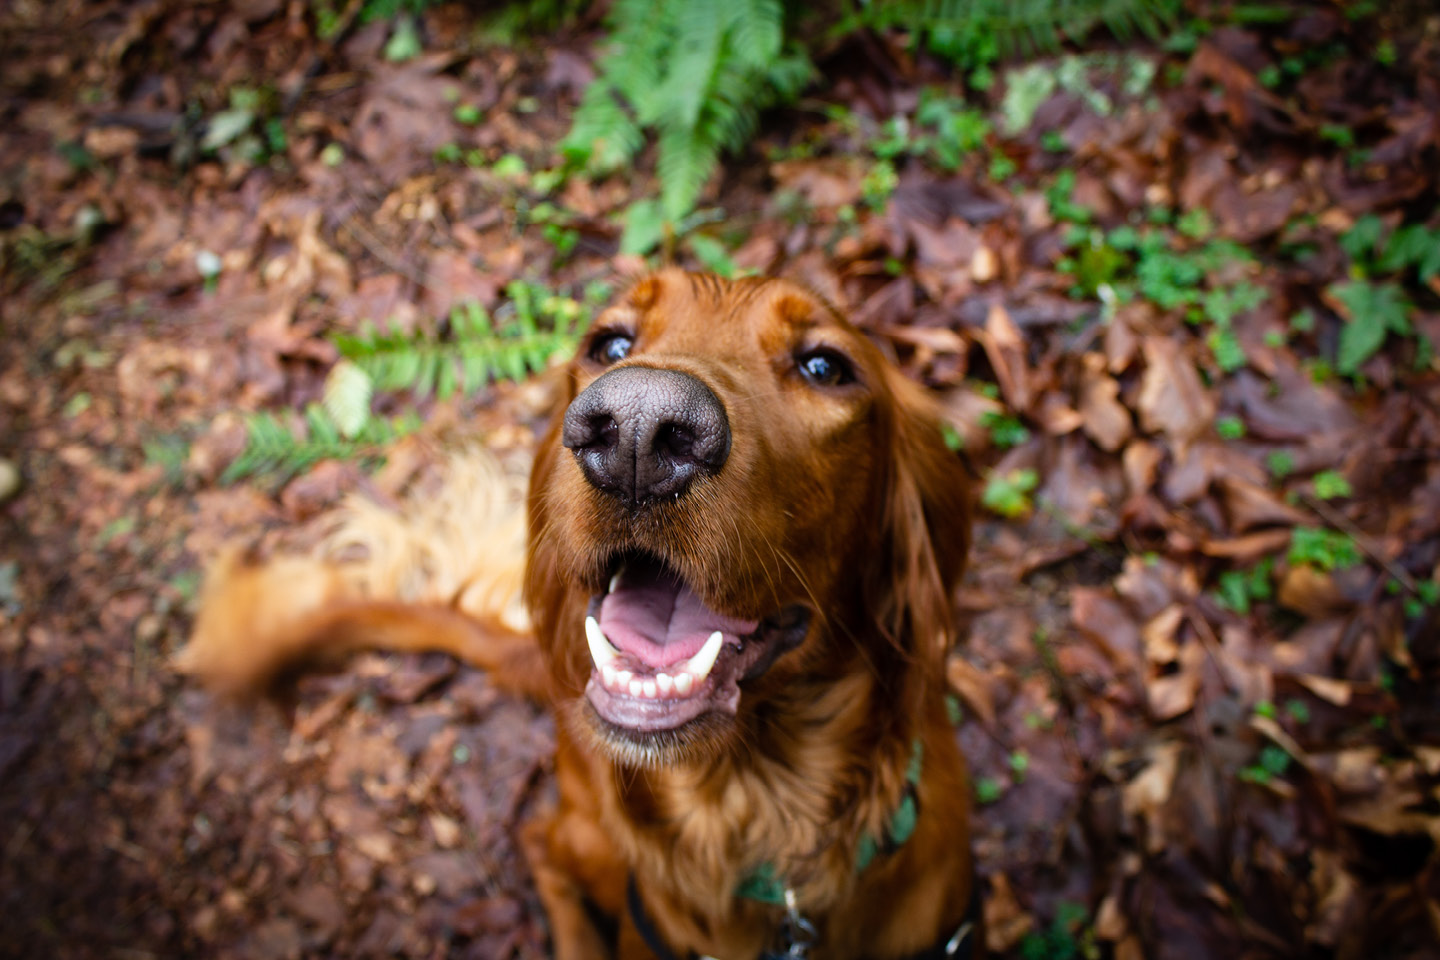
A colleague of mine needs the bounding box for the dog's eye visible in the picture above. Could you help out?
[797,349,853,387]
[591,333,634,365]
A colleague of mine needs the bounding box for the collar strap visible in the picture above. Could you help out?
[625,869,982,960]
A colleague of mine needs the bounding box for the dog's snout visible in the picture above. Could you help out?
[562,366,730,506]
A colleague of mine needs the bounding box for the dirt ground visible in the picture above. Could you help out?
[1,2,1438,958]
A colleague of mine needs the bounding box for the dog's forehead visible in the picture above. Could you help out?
[627,270,850,350]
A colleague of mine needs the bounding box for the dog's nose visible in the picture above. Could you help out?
[562,366,730,506]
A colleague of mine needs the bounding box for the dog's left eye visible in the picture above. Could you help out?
[591,333,634,365]
[797,349,853,387]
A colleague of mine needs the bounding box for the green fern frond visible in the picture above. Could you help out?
[862,0,1179,56]
[221,406,421,485]
[562,0,814,236]
[333,287,588,400]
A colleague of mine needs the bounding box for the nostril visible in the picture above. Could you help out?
[587,415,619,451]
[654,422,697,461]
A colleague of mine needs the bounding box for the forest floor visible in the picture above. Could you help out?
[1,2,1439,958]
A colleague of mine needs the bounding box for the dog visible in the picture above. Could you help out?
[179,269,980,959]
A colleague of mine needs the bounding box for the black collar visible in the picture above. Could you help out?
[626,872,982,960]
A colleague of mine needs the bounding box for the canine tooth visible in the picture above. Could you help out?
[656,673,673,695]
[674,672,693,695]
[679,631,724,682]
[585,616,620,668]
[643,679,657,698]
[629,678,644,697]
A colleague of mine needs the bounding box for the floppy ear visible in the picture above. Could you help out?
[873,372,972,679]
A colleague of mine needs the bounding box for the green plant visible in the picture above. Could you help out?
[332,283,588,400]
[562,0,812,236]
[1312,470,1353,500]
[1288,527,1361,572]
[980,410,1030,448]
[562,0,1177,239]
[1008,750,1030,782]
[1214,558,1274,615]
[975,776,1004,804]
[1265,450,1294,479]
[982,468,1039,518]
[1329,279,1413,375]
[202,87,285,163]
[1215,415,1246,439]
[1019,901,1091,960]
[222,405,422,485]
[1239,743,1292,784]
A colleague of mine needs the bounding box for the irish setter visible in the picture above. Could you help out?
[179,269,980,959]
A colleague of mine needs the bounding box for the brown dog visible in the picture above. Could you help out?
[180,269,979,959]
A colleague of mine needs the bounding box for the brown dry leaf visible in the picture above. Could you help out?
[983,873,1034,954]
[1141,605,1184,664]
[1297,673,1352,706]
[1071,588,1142,666]
[1079,354,1134,451]
[1033,392,1084,435]
[979,304,1033,414]
[1197,529,1292,562]
[1122,440,1163,497]
[1231,368,1357,443]
[352,59,462,182]
[1123,740,1183,852]
[428,812,461,849]
[1146,665,1199,721]
[1216,476,1308,532]
[770,157,864,208]
[1094,894,1128,941]
[353,831,397,864]
[1277,564,1351,618]
[1137,337,1216,446]
[945,655,996,727]
[1116,554,1199,619]
[1305,850,1361,948]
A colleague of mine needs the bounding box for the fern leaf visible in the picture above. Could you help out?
[658,123,722,222]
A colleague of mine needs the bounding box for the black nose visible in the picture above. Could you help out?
[562,366,731,506]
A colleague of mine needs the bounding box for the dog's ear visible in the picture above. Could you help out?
[872,372,972,678]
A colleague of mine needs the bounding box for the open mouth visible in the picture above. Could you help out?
[581,552,810,734]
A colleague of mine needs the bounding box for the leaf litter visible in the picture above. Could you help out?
[1,2,1439,958]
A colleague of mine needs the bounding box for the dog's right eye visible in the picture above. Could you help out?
[590,333,634,365]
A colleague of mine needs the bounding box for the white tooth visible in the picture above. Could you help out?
[674,672,693,695]
[656,673,673,695]
[629,678,644,697]
[585,616,620,668]
[601,664,616,687]
[616,670,633,686]
[679,631,724,682]
[608,564,625,594]
[643,679,657,698]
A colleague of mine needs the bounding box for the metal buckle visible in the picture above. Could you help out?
[943,919,974,956]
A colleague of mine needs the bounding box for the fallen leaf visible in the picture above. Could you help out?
[1137,337,1216,446]
[1079,354,1134,452]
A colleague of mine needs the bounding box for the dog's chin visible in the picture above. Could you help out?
[580,705,737,768]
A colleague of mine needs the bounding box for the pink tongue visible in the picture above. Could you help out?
[598,565,758,669]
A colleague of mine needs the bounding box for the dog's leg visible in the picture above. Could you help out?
[522,736,632,959]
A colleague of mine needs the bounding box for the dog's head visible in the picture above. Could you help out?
[525,270,970,766]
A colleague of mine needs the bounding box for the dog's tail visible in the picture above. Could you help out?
[174,448,548,700]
